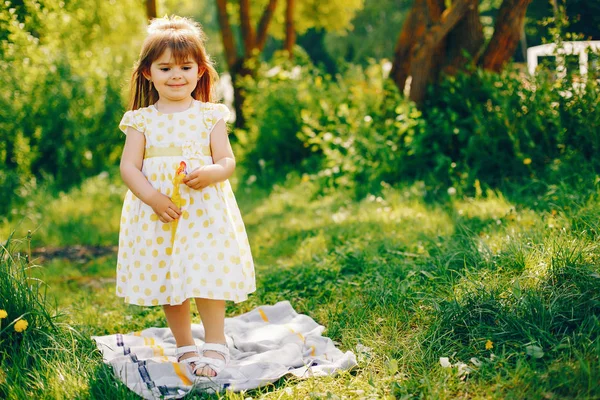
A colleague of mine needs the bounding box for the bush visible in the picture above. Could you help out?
[416,67,600,191]
[300,62,426,196]
[241,54,425,196]
[242,52,599,198]
[0,0,145,214]
[241,50,599,196]
[238,50,319,183]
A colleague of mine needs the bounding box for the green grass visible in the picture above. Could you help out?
[0,172,124,248]
[1,173,599,399]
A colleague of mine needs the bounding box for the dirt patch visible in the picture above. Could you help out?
[31,245,118,263]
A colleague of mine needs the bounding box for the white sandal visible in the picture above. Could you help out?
[175,345,203,376]
[195,343,230,376]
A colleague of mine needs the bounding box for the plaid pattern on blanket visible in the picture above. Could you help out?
[93,301,357,399]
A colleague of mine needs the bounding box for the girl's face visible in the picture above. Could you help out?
[146,48,203,103]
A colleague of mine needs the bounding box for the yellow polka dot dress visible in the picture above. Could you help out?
[116,100,256,306]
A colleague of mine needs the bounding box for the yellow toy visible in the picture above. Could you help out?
[170,161,187,246]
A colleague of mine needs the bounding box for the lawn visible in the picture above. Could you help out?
[1,173,599,399]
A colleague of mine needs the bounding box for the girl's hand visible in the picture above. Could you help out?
[149,192,181,223]
[183,166,216,190]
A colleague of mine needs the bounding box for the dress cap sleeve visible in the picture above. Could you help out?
[214,103,231,123]
[119,110,146,134]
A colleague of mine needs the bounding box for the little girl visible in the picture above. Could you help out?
[116,15,255,378]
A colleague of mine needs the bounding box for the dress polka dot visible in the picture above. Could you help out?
[116,101,255,306]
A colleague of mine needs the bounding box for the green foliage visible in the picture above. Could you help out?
[0,233,135,399]
[240,54,425,196]
[1,235,68,397]
[0,0,146,214]
[237,50,318,183]
[0,234,55,354]
[230,0,365,40]
[0,172,124,248]
[429,230,600,356]
[300,63,425,197]
[324,0,411,65]
[417,67,600,191]
[241,46,598,198]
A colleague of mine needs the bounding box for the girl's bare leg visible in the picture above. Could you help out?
[163,300,196,361]
[194,298,226,377]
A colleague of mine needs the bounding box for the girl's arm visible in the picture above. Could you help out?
[184,120,235,189]
[120,127,181,222]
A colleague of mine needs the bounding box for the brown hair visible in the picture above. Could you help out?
[127,15,219,110]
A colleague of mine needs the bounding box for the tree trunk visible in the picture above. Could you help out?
[216,0,237,71]
[145,0,157,20]
[444,0,484,73]
[426,0,447,88]
[391,0,532,105]
[481,0,533,71]
[230,59,252,129]
[239,0,256,57]
[390,0,429,94]
[409,0,476,104]
[256,0,278,52]
[284,0,296,57]
[215,0,279,128]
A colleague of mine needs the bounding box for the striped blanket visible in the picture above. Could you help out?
[93,301,357,399]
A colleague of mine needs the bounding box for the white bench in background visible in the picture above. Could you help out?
[527,41,600,81]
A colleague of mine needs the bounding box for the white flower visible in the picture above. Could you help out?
[470,357,482,367]
[456,362,472,376]
[439,357,452,368]
[290,66,302,79]
[265,66,282,77]
[447,187,457,196]
[332,211,349,224]
[356,343,373,355]
[525,344,544,359]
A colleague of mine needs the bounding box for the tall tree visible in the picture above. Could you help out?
[481,0,532,71]
[388,2,428,96]
[215,0,364,127]
[391,0,533,104]
[216,0,278,128]
[408,0,477,104]
[284,0,296,57]
[146,0,157,20]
